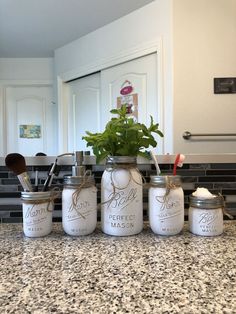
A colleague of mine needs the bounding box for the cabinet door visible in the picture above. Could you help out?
[5,86,54,156]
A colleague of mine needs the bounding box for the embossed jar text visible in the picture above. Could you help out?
[62,175,97,236]
[101,156,143,236]
[149,175,184,235]
[21,191,54,237]
[189,195,224,236]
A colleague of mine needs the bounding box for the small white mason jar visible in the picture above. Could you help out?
[189,195,224,236]
[21,191,54,237]
[62,175,97,236]
[101,156,143,236]
[148,175,184,236]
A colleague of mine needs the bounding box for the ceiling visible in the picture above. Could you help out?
[0,0,154,58]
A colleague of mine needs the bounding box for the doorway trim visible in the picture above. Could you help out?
[57,38,165,154]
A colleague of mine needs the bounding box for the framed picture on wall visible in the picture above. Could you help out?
[19,125,41,139]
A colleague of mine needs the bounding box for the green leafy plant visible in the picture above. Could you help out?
[82,105,163,163]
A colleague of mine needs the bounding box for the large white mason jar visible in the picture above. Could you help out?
[21,191,54,237]
[62,175,97,236]
[101,156,143,236]
[148,175,184,235]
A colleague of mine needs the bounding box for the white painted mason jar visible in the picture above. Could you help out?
[189,195,224,236]
[101,156,143,236]
[149,175,184,235]
[62,175,97,236]
[21,191,54,237]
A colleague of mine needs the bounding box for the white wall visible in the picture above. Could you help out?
[55,0,172,75]
[0,58,53,81]
[173,0,236,153]
[54,0,173,154]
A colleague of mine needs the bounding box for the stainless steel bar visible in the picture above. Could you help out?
[183,131,236,140]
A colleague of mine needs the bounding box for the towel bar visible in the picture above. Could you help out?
[183,131,236,140]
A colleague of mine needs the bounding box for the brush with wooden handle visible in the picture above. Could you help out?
[5,153,33,192]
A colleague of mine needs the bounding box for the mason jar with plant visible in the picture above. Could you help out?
[82,104,163,236]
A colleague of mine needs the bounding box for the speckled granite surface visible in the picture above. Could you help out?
[0,222,236,314]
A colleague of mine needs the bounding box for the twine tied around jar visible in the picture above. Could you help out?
[164,176,181,196]
[21,187,60,212]
[149,175,180,194]
[66,170,96,219]
[148,176,181,209]
[101,161,145,206]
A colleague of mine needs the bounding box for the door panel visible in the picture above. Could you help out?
[67,73,100,152]
[101,53,163,153]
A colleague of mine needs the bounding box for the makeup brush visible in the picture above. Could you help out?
[42,158,58,191]
[47,164,61,188]
[5,153,33,191]
[34,152,47,192]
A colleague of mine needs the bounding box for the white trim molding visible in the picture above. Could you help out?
[59,39,162,82]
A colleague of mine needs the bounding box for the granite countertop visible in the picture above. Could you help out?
[0,222,236,314]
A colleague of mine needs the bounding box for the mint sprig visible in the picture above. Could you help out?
[82,105,163,163]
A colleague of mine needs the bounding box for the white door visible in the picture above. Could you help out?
[5,86,55,156]
[67,72,100,152]
[100,53,163,153]
[65,53,162,154]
